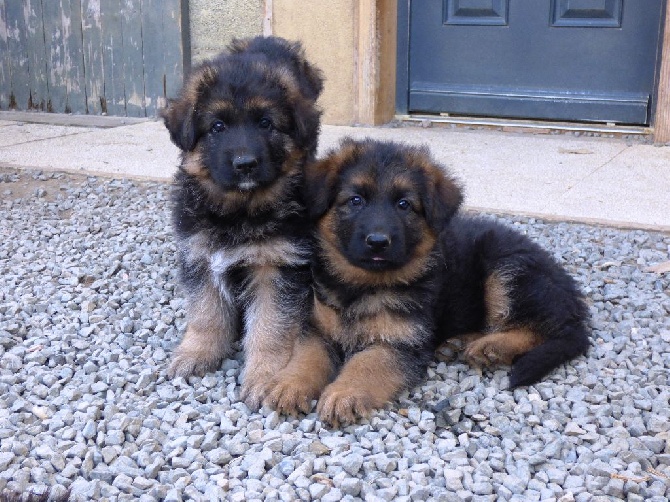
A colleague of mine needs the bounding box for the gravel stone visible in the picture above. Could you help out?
[321,488,343,502]
[0,452,15,471]
[502,474,527,494]
[309,482,330,499]
[339,477,362,496]
[564,422,587,436]
[341,453,365,476]
[603,478,625,498]
[373,454,397,473]
[1,169,668,500]
[443,468,464,491]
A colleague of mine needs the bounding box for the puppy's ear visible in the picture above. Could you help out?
[289,43,324,102]
[161,100,197,152]
[295,58,324,102]
[422,161,464,232]
[161,65,218,152]
[304,139,360,220]
[231,36,324,102]
[272,38,323,102]
[304,156,340,220]
[292,101,322,154]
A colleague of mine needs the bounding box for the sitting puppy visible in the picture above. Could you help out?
[161,36,323,408]
[268,138,590,425]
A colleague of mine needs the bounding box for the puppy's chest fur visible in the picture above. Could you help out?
[215,237,308,287]
[174,190,312,317]
[312,279,432,353]
[184,224,309,296]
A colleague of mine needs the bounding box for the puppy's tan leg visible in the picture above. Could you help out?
[463,328,542,367]
[317,344,405,427]
[454,332,487,347]
[484,270,513,327]
[264,335,334,415]
[240,268,298,409]
[169,279,237,378]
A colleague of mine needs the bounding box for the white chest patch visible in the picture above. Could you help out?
[209,239,310,279]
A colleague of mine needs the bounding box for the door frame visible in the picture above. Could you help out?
[395,0,670,142]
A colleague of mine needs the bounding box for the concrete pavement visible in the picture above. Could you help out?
[0,113,668,231]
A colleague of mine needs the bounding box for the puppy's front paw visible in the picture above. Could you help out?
[168,349,222,379]
[264,375,324,416]
[167,326,230,378]
[240,370,274,410]
[317,384,378,427]
[263,337,333,415]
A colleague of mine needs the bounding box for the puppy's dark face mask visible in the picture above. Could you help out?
[332,164,428,272]
[195,84,294,193]
[306,139,464,285]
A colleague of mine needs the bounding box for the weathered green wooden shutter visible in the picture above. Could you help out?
[0,0,190,117]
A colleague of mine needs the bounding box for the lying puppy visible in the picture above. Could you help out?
[269,138,590,425]
[161,36,323,408]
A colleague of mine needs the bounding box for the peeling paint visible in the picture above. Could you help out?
[2,0,185,116]
[0,12,8,43]
[23,0,36,36]
[126,90,143,108]
[84,0,100,25]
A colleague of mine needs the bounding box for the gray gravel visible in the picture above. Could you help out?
[1,168,669,502]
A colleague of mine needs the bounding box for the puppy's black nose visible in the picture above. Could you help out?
[233,154,259,174]
[365,233,390,252]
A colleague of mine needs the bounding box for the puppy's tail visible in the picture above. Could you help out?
[509,325,590,388]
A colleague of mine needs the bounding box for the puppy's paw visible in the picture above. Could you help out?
[262,336,332,415]
[463,329,539,369]
[168,350,222,378]
[463,339,502,367]
[264,375,323,416]
[167,326,231,378]
[240,371,274,410]
[316,384,377,427]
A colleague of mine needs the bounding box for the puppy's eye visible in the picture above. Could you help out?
[397,199,411,211]
[348,195,364,207]
[210,120,226,133]
[259,117,273,130]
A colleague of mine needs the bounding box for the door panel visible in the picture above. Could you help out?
[399,0,664,124]
[444,0,509,25]
[551,0,622,27]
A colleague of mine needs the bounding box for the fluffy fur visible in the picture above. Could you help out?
[273,138,590,425]
[161,36,323,409]
[437,215,591,387]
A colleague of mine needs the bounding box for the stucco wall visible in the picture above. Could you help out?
[272,0,356,125]
[189,0,264,62]
[187,0,365,125]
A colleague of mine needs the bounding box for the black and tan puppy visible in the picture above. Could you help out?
[270,138,590,425]
[161,36,323,408]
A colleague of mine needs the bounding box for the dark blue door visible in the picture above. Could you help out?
[397,0,665,124]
